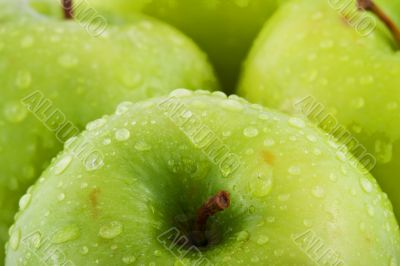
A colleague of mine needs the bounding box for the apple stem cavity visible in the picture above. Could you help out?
[357,0,400,47]
[191,191,230,247]
[62,0,74,20]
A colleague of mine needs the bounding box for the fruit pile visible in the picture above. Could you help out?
[1,0,400,265]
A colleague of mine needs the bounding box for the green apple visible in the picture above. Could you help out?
[0,1,217,261]
[5,90,400,265]
[238,0,400,219]
[27,0,286,92]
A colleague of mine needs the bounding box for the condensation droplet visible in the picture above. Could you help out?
[99,221,123,239]
[243,127,259,138]
[57,193,65,201]
[19,193,32,210]
[360,178,373,193]
[135,141,151,151]
[86,118,106,131]
[122,255,136,264]
[263,138,275,147]
[54,155,72,175]
[288,165,301,175]
[3,102,28,123]
[170,88,192,97]
[10,228,21,251]
[236,230,250,242]
[375,139,393,164]
[116,102,133,115]
[115,128,130,141]
[80,246,89,255]
[256,235,269,245]
[288,117,305,128]
[220,99,244,111]
[52,225,80,243]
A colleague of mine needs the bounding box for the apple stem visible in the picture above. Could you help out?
[62,0,74,20]
[357,0,400,46]
[191,191,230,246]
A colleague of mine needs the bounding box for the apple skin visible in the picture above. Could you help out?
[5,90,400,265]
[27,0,285,92]
[0,2,217,261]
[238,0,400,220]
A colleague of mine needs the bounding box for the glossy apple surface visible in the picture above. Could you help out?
[238,0,400,219]
[6,90,400,265]
[0,1,217,261]
[28,0,285,92]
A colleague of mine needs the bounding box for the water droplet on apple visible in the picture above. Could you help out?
[103,138,111,145]
[99,221,123,239]
[220,99,244,111]
[169,88,192,97]
[253,177,273,198]
[52,224,80,243]
[115,128,130,141]
[243,127,259,138]
[57,193,65,201]
[122,255,136,264]
[212,91,227,98]
[374,139,393,164]
[288,117,305,128]
[312,186,325,198]
[236,230,250,241]
[360,178,373,193]
[16,70,32,89]
[367,204,375,217]
[20,35,34,48]
[80,246,89,255]
[10,228,21,251]
[256,235,269,245]
[116,102,133,115]
[288,165,301,175]
[54,155,72,175]
[3,102,28,123]
[19,193,32,210]
[58,53,79,68]
[135,141,151,151]
[86,118,107,131]
[263,138,275,147]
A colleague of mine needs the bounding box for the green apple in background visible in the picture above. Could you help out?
[0,0,217,261]
[28,0,286,92]
[5,90,400,265]
[238,0,400,220]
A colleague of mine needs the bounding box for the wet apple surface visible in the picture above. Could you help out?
[6,90,399,265]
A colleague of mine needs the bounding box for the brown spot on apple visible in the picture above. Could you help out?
[89,188,100,218]
[262,150,275,165]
